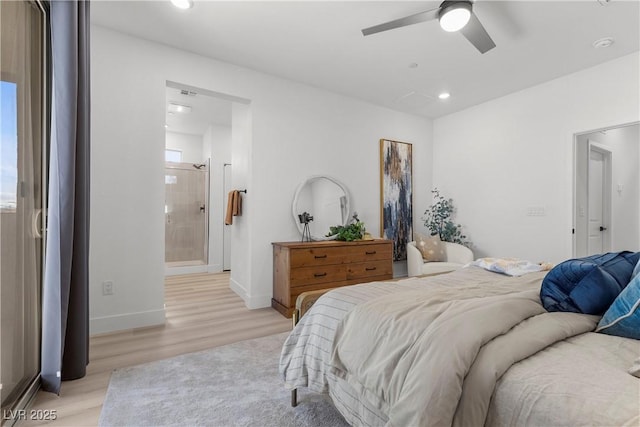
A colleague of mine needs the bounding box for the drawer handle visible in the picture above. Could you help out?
[365,267,377,271]
[365,251,377,255]
[314,272,327,278]
[314,254,328,259]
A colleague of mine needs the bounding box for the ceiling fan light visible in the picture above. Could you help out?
[170,0,193,10]
[439,3,472,32]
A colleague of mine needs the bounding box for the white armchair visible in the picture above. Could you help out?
[407,241,474,277]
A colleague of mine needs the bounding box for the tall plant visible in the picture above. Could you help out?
[422,188,470,246]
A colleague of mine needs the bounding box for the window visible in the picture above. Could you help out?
[165,149,182,163]
[1,80,18,212]
[1,0,45,413]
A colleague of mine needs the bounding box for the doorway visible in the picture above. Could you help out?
[574,123,640,257]
[164,82,233,275]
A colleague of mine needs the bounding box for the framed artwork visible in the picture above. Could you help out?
[379,139,413,261]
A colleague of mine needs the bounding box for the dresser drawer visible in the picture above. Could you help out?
[290,265,347,287]
[347,259,393,280]
[348,243,392,263]
[290,246,348,268]
[272,240,393,318]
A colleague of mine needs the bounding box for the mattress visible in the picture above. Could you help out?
[279,267,640,426]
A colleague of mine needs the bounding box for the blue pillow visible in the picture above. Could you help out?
[633,258,640,279]
[596,273,640,339]
[540,251,640,315]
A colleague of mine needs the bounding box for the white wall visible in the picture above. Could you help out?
[165,131,204,164]
[90,25,432,333]
[432,53,640,263]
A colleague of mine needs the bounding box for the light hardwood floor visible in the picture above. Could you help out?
[24,272,291,426]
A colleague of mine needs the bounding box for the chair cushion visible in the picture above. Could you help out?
[415,233,446,262]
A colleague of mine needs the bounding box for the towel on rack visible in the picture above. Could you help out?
[233,190,242,217]
[225,190,243,225]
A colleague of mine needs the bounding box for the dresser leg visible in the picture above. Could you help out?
[291,389,297,407]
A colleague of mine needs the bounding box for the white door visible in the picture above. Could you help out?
[223,164,232,271]
[587,143,611,255]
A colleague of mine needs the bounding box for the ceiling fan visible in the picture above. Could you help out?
[362,0,496,54]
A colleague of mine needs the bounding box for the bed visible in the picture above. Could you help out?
[279,266,640,427]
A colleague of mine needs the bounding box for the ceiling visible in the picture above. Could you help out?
[92,1,640,123]
[165,85,232,134]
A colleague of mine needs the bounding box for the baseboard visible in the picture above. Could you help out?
[229,278,271,309]
[90,308,166,336]
[246,293,271,309]
[165,264,223,276]
[165,265,207,276]
[229,277,248,302]
[207,264,223,273]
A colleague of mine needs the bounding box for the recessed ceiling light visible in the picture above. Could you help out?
[438,92,451,100]
[170,0,193,10]
[592,37,614,48]
[164,124,169,129]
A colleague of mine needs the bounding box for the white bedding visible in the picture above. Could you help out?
[279,267,640,426]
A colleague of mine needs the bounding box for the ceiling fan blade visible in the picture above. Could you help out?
[460,12,496,53]
[362,9,439,36]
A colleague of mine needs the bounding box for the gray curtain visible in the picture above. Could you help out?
[41,0,90,394]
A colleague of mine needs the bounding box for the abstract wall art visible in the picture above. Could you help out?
[379,139,413,261]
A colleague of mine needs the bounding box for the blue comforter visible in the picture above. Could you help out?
[540,251,640,315]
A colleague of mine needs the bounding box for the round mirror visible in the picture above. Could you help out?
[292,175,351,241]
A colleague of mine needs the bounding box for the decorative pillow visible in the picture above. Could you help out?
[415,233,446,262]
[471,257,547,277]
[629,358,640,378]
[540,251,640,315]
[596,273,640,340]
[633,258,640,280]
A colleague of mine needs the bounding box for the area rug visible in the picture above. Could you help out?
[98,332,348,427]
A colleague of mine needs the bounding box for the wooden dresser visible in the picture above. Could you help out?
[271,239,393,318]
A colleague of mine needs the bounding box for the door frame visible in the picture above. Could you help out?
[222,163,232,271]
[572,121,638,257]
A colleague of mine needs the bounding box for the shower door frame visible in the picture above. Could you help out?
[164,160,210,267]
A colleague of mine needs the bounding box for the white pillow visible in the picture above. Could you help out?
[471,257,546,277]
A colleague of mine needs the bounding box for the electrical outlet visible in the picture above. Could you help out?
[102,281,114,296]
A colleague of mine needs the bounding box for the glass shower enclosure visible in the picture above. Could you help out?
[165,161,209,267]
